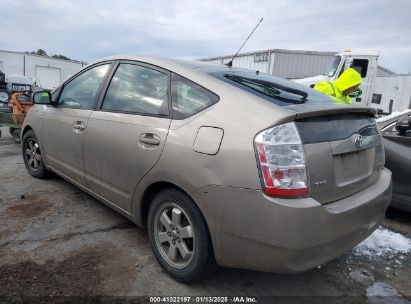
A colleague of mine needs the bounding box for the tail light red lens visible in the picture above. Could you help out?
[255,122,308,197]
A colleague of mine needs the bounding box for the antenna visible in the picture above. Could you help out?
[226,18,263,67]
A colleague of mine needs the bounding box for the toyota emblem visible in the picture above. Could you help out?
[354,135,364,149]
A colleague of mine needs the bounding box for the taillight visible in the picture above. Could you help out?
[255,122,308,197]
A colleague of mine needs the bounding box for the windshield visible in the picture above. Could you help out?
[325,56,342,77]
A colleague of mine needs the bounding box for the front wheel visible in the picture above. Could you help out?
[0,90,10,103]
[22,130,49,178]
[148,189,215,282]
[12,129,21,143]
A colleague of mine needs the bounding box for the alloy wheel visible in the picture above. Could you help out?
[154,202,195,269]
[25,139,42,171]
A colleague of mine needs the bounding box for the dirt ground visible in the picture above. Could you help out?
[0,127,410,303]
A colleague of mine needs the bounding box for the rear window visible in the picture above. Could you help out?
[296,113,377,143]
[208,71,334,107]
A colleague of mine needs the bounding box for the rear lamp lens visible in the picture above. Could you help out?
[255,122,308,197]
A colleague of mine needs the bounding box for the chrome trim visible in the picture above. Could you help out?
[330,133,381,155]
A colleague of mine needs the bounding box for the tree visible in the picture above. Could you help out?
[26,49,73,61]
[35,49,47,56]
[51,54,71,60]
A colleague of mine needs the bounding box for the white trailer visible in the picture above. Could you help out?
[294,50,411,113]
[373,75,411,113]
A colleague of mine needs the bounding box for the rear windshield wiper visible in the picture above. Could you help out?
[225,74,308,104]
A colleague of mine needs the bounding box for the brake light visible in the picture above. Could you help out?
[255,122,308,197]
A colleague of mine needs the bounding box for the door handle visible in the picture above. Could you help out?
[73,121,85,133]
[138,133,161,146]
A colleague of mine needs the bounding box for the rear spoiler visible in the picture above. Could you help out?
[285,104,377,120]
[269,104,377,127]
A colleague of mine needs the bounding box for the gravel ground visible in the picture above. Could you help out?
[0,127,410,303]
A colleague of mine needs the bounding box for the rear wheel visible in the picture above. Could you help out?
[148,188,215,282]
[22,130,49,178]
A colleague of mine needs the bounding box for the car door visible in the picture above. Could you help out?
[381,114,411,204]
[83,61,171,212]
[41,62,112,185]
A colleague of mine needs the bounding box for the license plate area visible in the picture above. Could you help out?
[334,148,375,187]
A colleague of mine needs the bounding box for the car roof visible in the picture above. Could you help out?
[93,55,336,107]
[95,55,245,74]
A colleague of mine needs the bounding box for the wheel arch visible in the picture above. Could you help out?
[22,125,33,138]
[21,124,49,169]
[137,180,216,259]
[140,181,194,227]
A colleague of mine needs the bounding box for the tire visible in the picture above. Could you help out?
[0,90,9,103]
[12,129,21,143]
[22,130,49,178]
[148,188,216,282]
[9,127,15,136]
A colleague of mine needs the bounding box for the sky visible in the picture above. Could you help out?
[0,0,410,73]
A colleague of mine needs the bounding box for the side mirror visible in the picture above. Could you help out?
[395,116,411,134]
[32,90,52,104]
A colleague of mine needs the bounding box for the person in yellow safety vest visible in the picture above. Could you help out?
[313,68,362,104]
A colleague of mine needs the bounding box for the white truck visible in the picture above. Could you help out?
[294,50,411,114]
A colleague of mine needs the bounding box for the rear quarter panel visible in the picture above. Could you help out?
[131,69,292,226]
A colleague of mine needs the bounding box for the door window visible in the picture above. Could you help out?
[352,59,369,78]
[102,64,169,116]
[171,73,219,119]
[58,64,110,109]
[371,94,382,104]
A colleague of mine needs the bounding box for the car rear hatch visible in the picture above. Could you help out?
[288,105,385,204]
[207,69,384,202]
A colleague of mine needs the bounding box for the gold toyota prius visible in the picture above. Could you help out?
[23,56,392,282]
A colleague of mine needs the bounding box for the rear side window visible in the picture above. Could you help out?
[171,73,219,119]
[102,64,169,116]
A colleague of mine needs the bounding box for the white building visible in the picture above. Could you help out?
[201,48,395,79]
[0,50,85,90]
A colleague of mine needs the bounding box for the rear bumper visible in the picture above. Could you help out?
[192,168,392,273]
[390,192,411,212]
